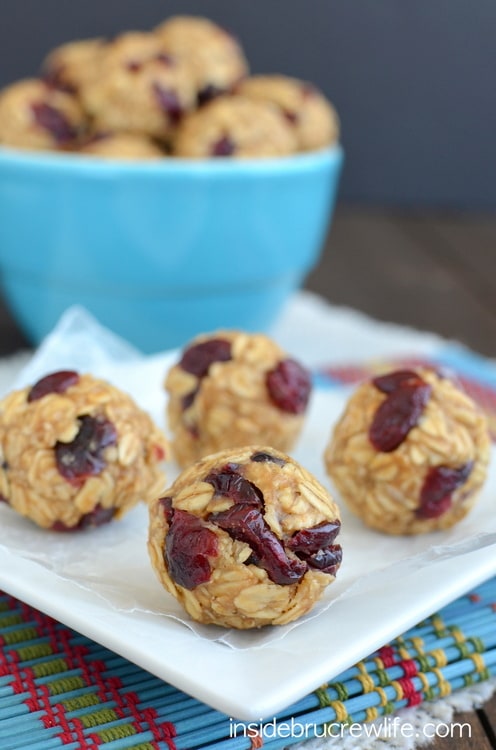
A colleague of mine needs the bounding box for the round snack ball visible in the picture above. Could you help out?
[81,31,195,140]
[165,331,312,467]
[325,368,491,535]
[80,132,164,160]
[154,15,248,105]
[0,78,85,151]
[173,95,297,158]
[237,75,339,152]
[43,38,106,94]
[148,446,342,628]
[0,370,168,530]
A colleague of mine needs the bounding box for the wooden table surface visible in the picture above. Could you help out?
[0,206,495,748]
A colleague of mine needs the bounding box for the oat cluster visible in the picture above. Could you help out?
[0,371,168,529]
[325,369,491,535]
[148,446,342,628]
[0,16,338,159]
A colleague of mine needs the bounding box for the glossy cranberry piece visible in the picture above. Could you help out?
[55,415,117,485]
[210,135,236,157]
[205,468,263,507]
[153,83,183,124]
[165,509,218,589]
[373,370,422,394]
[418,462,473,519]
[52,504,116,531]
[266,359,312,415]
[179,339,232,377]
[305,545,342,576]
[211,504,307,585]
[287,520,341,554]
[288,521,342,577]
[370,371,432,452]
[250,451,286,466]
[28,370,79,402]
[159,496,174,524]
[31,102,77,144]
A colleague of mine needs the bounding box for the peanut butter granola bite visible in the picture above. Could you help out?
[43,38,106,94]
[165,331,312,467]
[0,370,168,530]
[148,446,342,628]
[173,96,297,158]
[325,369,491,535]
[154,15,248,106]
[238,75,339,152]
[81,32,195,140]
[0,78,85,151]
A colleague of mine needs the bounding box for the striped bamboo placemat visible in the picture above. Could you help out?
[0,577,495,750]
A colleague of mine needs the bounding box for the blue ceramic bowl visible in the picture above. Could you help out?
[0,145,343,353]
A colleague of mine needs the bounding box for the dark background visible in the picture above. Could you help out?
[1,0,495,210]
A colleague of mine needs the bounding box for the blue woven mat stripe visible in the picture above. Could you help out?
[0,577,495,750]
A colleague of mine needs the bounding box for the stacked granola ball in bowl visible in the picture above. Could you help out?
[0,16,342,352]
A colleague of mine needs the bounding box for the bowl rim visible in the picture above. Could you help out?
[0,143,343,176]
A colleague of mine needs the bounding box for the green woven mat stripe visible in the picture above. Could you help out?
[0,577,495,750]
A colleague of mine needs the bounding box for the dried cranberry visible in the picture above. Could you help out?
[282,109,299,125]
[205,468,263,507]
[372,370,423,394]
[305,545,342,576]
[417,463,473,519]
[52,504,115,531]
[126,60,142,73]
[155,53,174,66]
[28,370,80,402]
[287,520,341,554]
[179,339,232,377]
[250,451,286,466]
[165,509,218,589]
[153,83,183,124]
[55,415,117,485]
[197,84,224,106]
[0,494,9,504]
[287,521,342,576]
[370,370,431,452]
[210,135,236,157]
[181,389,198,411]
[266,359,312,414]
[31,102,77,144]
[211,504,307,585]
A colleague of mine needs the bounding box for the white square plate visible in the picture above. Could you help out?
[1,304,495,721]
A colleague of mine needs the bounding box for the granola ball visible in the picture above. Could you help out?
[79,132,164,160]
[237,75,339,152]
[43,38,106,94]
[165,331,312,467]
[325,369,491,535]
[0,370,168,530]
[173,96,297,158]
[0,78,85,151]
[81,32,195,140]
[154,15,248,105]
[148,446,342,628]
